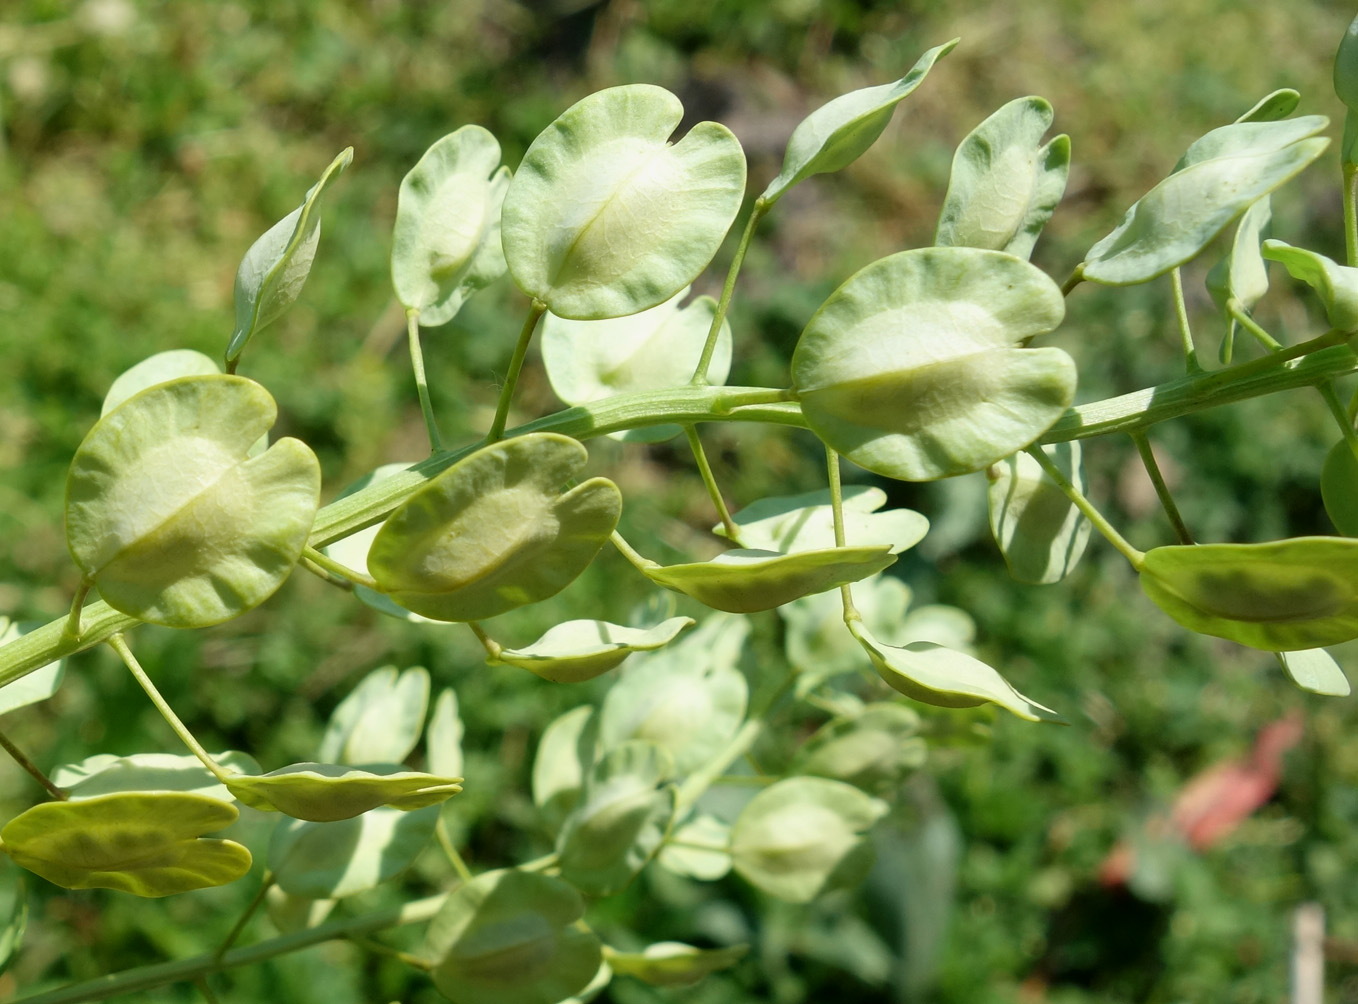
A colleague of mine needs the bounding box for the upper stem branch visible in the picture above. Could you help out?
[691,200,765,386]
[487,300,547,442]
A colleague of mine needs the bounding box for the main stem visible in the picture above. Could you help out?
[692,200,765,386]
[406,308,443,453]
[487,301,547,442]
[108,634,231,783]
[15,893,449,1004]
[1345,161,1358,268]
[4,341,1357,689]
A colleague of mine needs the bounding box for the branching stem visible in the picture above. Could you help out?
[301,546,379,591]
[0,727,66,800]
[1130,431,1193,545]
[692,200,766,385]
[108,634,231,783]
[685,425,740,541]
[406,308,443,452]
[62,579,91,642]
[213,874,274,963]
[487,300,547,442]
[1171,267,1202,374]
[1025,447,1145,568]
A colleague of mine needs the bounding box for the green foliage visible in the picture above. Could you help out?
[1,7,1357,1004]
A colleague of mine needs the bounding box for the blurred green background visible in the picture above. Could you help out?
[2,0,1358,1001]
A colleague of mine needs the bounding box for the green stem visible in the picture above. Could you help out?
[407,308,443,453]
[193,978,221,1004]
[825,446,860,623]
[0,727,66,800]
[301,546,379,592]
[707,774,776,787]
[676,719,762,813]
[1227,301,1283,352]
[1318,381,1358,463]
[346,935,431,970]
[1061,264,1085,297]
[487,301,547,442]
[663,838,733,854]
[213,874,274,963]
[1171,268,1202,374]
[6,343,1358,691]
[1130,431,1193,545]
[609,531,655,574]
[518,852,559,874]
[1345,162,1358,268]
[108,634,231,783]
[13,893,449,1004]
[1025,447,1146,568]
[435,817,474,883]
[692,200,765,385]
[62,579,91,642]
[467,622,502,661]
[685,425,740,540]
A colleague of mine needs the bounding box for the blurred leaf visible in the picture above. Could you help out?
[1206,197,1271,363]
[718,486,928,554]
[228,147,353,364]
[269,804,440,899]
[760,39,957,206]
[1082,118,1328,284]
[729,776,886,902]
[850,620,1064,722]
[599,615,748,773]
[657,814,731,880]
[225,763,461,822]
[934,96,1069,259]
[0,874,25,977]
[265,886,335,934]
[65,375,320,628]
[1322,440,1358,535]
[319,665,430,766]
[557,741,676,895]
[427,688,465,780]
[987,442,1092,584]
[1336,15,1358,113]
[368,434,620,622]
[792,247,1072,480]
[392,126,510,325]
[1,792,250,897]
[790,703,927,793]
[502,85,745,319]
[492,617,694,683]
[533,706,598,832]
[1139,537,1358,650]
[541,287,731,443]
[605,942,747,987]
[421,868,602,1004]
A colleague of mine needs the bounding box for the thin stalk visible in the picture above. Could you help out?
[435,817,474,883]
[62,579,91,642]
[193,978,221,1004]
[301,546,379,592]
[406,308,443,453]
[1171,268,1202,374]
[692,200,765,385]
[1025,447,1146,568]
[676,719,762,813]
[663,838,733,853]
[1318,381,1358,463]
[487,300,548,442]
[13,893,449,1004]
[1345,162,1358,268]
[297,553,356,591]
[1227,302,1283,352]
[1130,431,1193,545]
[609,531,654,573]
[707,774,776,787]
[108,634,231,783]
[518,852,559,873]
[685,425,740,540]
[0,727,66,800]
[825,446,861,623]
[213,874,274,962]
[467,622,502,661]
[1061,263,1085,297]
[346,935,430,970]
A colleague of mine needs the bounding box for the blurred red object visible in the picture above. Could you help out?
[1099,713,1304,888]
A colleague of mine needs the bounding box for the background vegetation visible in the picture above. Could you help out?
[1,0,1357,1001]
